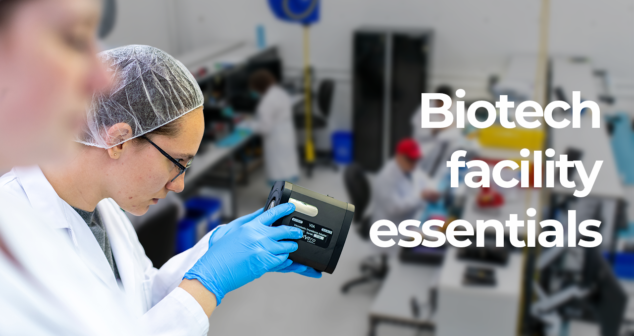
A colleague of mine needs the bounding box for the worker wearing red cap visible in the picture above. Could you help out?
[370,138,440,228]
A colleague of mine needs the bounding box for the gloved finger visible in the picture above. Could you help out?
[264,240,299,255]
[209,209,265,245]
[275,262,322,278]
[296,267,323,278]
[256,203,295,227]
[275,261,307,274]
[266,253,291,271]
[229,208,264,227]
[265,225,303,241]
[269,259,293,272]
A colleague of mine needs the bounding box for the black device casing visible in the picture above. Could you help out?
[265,181,355,274]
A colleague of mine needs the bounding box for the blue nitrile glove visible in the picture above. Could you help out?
[208,208,265,245]
[271,260,322,278]
[209,207,322,279]
[183,203,302,304]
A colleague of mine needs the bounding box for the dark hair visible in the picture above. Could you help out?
[249,69,276,93]
[150,118,183,137]
[132,118,182,144]
[435,85,454,97]
[0,0,32,30]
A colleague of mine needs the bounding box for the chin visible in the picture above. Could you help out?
[126,205,150,216]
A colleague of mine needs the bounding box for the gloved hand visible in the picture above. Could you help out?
[271,260,322,278]
[184,203,301,305]
[208,208,265,245]
[209,207,322,279]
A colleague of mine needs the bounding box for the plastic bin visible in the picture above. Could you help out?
[332,131,353,164]
[176,197,222,253]
[608,253,634,280]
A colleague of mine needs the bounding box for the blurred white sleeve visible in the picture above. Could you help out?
[141,287,208,336]
[150,230,213,303]
[375,170,424,219]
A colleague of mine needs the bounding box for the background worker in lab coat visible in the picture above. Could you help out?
[0,45,320,336]
[371,139,440,226]
[0,0,140,334]
[248,69,301,184]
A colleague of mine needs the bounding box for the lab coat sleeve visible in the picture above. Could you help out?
[151,230,214,304]
[141,287,208,336]
[375,171,425,220]
[137,230,216,336]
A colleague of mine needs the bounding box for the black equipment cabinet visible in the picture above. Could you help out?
[352,28,433,171]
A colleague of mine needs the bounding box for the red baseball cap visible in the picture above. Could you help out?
[395,138,422,161]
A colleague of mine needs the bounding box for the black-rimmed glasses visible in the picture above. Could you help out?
[141,135,192,182]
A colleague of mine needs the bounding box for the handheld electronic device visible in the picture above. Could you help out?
[265,181,355,274]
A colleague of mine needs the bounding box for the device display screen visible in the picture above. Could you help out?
[290,217,332,248]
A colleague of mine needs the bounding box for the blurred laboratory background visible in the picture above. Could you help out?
[101,0,634,335]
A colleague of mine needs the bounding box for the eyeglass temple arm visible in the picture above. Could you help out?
[141,136,186,170]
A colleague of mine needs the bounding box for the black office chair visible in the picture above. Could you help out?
[341,163,389,293]
[294,79,335,129]
[294,79,337,174]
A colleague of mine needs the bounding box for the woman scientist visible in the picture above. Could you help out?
[248,69,301,184]
[0,0,141,334]
[0,45,320,335]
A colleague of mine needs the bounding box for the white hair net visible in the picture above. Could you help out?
[78,45,204,148]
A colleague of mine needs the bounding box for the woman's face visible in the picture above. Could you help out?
[0,0,108,169]
[107,108,205,216]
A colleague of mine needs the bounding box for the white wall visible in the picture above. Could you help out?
[102,0,177,53]
[105,0,634,147]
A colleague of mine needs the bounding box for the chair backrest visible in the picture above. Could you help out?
[343,163,370,222]
[317,79,335,118]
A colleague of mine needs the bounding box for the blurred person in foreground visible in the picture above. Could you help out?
[0,45,321,335]
[0,0,139,334]
[247,69,300,185]
[371,139,440,226]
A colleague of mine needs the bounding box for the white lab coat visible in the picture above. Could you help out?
[0,190,139,335]
[252,85,300,181]
[0,166,213,336]
[370,159,432,225]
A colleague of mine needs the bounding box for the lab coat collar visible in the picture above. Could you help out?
[13,166,120,290]
[387,159,406,178]
[98,199,145,313]
[14,166,73,230]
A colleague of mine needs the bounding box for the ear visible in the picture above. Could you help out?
[106,123,133,159]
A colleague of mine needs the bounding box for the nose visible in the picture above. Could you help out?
[86,44,112,95]
[166,172,186,193]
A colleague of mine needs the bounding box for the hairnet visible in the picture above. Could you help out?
[78,45,204,148]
